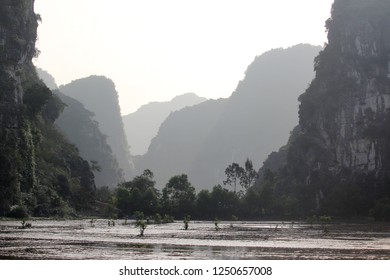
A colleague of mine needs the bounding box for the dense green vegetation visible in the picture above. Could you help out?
[101,158,363,221]
[0,0,96,218]
[1,68,97,218]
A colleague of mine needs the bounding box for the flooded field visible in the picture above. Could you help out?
[1,219,390,259]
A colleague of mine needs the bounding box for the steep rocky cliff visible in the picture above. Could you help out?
[298,0,390,174]
[0,0,37,215]
[0,0,95,217]
[0,0,37,127]
[258,0,390,218]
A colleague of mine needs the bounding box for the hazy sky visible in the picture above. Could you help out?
[34,0,334,115]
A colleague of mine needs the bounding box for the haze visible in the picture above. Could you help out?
[33,0,333,115]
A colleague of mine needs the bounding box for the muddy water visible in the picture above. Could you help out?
[1,220,390,259]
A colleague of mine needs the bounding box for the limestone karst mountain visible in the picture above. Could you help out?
[37,70,124,188]
[59,76,134,180]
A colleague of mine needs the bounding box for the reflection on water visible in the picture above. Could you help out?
[1,220,390,259]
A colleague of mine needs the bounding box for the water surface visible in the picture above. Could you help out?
[1,220,389,259]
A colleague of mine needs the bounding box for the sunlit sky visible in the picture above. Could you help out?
[34,0,334,115]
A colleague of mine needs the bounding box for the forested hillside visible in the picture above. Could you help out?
[0,0,95,217]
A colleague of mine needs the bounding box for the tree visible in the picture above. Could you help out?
[242,186,262,219]
[95,186,113,203]
[223,163,244,193]
[240,158,258,190]
[196,189,213,220]
[115,187,132,216]
[161,174,196,219]
[116,169,159,216]
[210,185,240,219]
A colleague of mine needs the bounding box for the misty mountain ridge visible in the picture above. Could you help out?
[36,70,124,188]
[59,76,134,180]
[134,44,322,190]
[123,93,207,156]
[55,92,124,188]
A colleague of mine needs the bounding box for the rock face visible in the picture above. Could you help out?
[123,93,207,156]
[297,0,390,178]
[135,44,321,190]
[59,76,133,180]
[0,0,37,127]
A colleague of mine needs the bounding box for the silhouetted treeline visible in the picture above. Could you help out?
[96,160,286,221]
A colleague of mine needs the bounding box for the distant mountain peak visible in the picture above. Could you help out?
[123,93,207,156]
[171,92,204,101]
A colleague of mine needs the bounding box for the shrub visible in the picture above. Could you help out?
[21,218,32,229]
[183,215,190,230]
[319,215,332,223]
[369,198,390,222]
[134,211,147,236]
[214,218,220,231]
[154,213,162,224]
[8,205,29,219]
[162,214,174,223]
